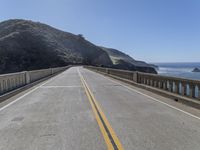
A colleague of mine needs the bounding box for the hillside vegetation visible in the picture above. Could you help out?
[0,19,157,74]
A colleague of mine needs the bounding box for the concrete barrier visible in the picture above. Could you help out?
[52,66,70,74]
[85,66,200,109]
[29,69,52,83]
[0,72,26,95]
[86,66,138,82]
[137,72,200,100]
[0,66,70,96]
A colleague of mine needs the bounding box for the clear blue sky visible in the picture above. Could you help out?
[0,0,200,63]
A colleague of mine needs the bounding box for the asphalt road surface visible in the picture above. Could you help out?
[0,67,200,150]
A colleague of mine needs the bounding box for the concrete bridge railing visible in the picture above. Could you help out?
[138,72,200,99]
[85,66,200,101]
[0,66,70,96]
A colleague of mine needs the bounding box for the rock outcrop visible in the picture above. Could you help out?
[192,68,200,72]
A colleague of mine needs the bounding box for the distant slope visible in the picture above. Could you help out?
[0,19,156,74]
[101,47,157,73]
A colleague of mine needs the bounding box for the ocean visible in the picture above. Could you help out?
[154,62,200,81]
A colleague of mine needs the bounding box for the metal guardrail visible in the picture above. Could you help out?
[86,66,200,101]
[0,66,70,95]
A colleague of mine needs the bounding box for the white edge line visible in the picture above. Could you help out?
[84,68,200,121]
[77,68,81,78]
[0,71,65,112]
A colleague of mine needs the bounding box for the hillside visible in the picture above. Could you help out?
[101,47,157,73]
[0,19,157,74]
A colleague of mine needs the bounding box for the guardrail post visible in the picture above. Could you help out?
[174,82,179,94]
[163,81,166,89]
[160,81,163,88]
[25,71,30,84]
[106,68,109,74]
[182,83,186,96]
[51,68,53,75]
[0,82,2,95]
[134,72,138,83]
[189,84,195,98]
[198,85,200,99]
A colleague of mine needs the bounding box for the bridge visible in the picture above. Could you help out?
[0,66,200,150]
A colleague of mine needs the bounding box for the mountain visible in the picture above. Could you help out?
[101,47,157,73]
[0,19,157,74]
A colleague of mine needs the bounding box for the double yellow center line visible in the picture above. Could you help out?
[78,69,124,150]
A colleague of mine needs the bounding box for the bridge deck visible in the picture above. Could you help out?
[0,67,200,150]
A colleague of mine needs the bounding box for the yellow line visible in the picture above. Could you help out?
[78,69,124,150]
[80,77,114,150]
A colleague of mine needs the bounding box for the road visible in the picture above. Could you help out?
[0,67,200,150]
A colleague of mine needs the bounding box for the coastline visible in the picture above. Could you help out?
[154,62,200,81]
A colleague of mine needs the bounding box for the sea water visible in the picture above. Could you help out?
[154,62,200,81]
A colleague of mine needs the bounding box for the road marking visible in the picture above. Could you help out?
[78,68,124,150]
[86,69,200,121]
[41,85,81,88]
[0,71,66,112]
